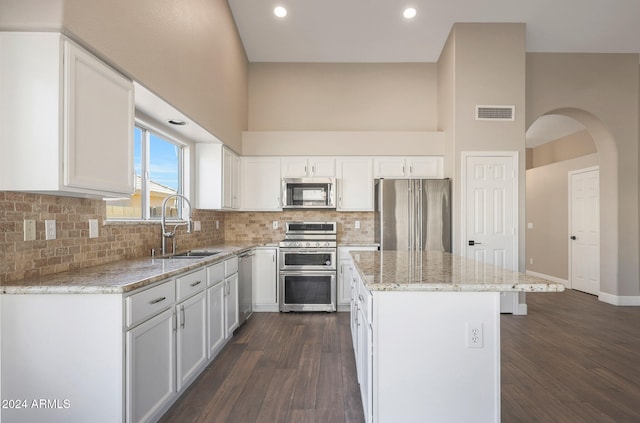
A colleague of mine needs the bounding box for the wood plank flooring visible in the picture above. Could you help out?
[160,290,640,422]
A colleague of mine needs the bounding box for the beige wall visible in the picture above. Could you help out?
[526,153,599,280]
[0,0,249,151]
[248,63,438,131]
[529,129,597,168]
[445,24,527,269]
[527,53,640,297]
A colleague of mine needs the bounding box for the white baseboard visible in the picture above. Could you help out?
[598,292,640,306]
[525,270,569,287]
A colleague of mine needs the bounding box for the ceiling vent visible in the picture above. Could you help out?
[475,105,515,121]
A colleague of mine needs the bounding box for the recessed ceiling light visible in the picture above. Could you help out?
[403,7,417,19]
[274,6,287,18]
[168,119,186,126]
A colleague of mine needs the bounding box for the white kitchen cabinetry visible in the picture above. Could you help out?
[175,269,207,392]
[252,247,279,312]
[281,157,335,177]
[338,246,378,311]
[350,261,501,423]
[0,32,134,197]
[336,157,374,211]
[206,262,226,359]
[373,156,443,179]
[224,257,240,336]
[196,144,240,210]
[241,157,282,211]
[125,279,177,423]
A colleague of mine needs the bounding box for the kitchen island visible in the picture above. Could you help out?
[348,250,564,423]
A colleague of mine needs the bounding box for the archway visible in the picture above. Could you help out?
[525,108,618,302]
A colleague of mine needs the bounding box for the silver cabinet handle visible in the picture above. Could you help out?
[180,305,185,329]
[149,296,166,305]
[190,280,202,287]
[312,165,316,175]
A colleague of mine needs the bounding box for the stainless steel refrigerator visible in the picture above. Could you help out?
[374,179,451,252]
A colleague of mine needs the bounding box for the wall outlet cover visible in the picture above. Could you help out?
[89,219,99,238]
[23,219,36,241]
[194,221,202,231]
[45,220,56,240]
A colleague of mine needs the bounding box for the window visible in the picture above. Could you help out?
[106,124,185,220]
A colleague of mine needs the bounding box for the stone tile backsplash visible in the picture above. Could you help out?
[0,191,374,283]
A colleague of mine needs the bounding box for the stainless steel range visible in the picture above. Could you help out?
[279,221,337,312]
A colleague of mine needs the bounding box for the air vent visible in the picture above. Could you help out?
[476,105,515,121]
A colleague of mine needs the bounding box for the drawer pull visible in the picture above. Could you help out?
[149,296,167,305]
[190,280,202,287]
[358,294,365,302]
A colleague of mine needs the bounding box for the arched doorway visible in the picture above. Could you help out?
[525,108,617,302]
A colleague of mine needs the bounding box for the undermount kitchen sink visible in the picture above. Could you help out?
[162,250,220,259]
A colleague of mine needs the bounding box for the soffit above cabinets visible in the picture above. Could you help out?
[134,82,222,144]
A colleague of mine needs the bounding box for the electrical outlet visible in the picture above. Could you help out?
[194,221,201,231]
[355,220,361,229]
[466,322,484,348]
[89,219,99,238]
[45,220,56,240]
[24,219,36,241]
[215,221,220,230]
[527,222,533,229]
[529,258,534,265]
[272,221,278,230]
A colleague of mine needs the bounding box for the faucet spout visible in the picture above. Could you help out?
[161,194,193,255]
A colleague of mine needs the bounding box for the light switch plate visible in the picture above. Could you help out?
[24,219,36,241]
[45,220,56,240]
[194,221,201,231]
[272,221,278,230]
[355,220,361,229]
[89,219,99,238]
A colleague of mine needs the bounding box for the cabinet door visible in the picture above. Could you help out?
[309,157,335,177]
[222,147,235,209]
[280,157,309,177]
[374,157,407,178]
[338,260,354,306]
[241,157,282,211]
[225,274,239,336]
[207,281,226,359]
[407,157,443,178]
[232,153,241,209]
[361,317,373,423]
[337,158,373,211]
[176,291,207,392]
[64,39,134,195]
[126,308,176,423]
[253,248,278,310]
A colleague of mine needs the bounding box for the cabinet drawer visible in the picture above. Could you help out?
[224,257,238,277]
[126,280,175,328]
[207,262,225,286]
[176,268,206,301]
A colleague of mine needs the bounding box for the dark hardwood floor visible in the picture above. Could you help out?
[160,290,640,422]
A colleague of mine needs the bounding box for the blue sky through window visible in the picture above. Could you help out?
[134,127,180,191]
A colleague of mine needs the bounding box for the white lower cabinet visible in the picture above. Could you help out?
[126,307,176,423]
[252,247,279,311]
[338,246,378,311]
[176,291,207,391]
[225,273,239,335]
[207,279,226,358]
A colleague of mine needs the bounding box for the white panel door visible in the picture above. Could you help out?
[464,154,518,313]
[569,168,600,295]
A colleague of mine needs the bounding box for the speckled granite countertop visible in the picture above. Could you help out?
[351,250,565,293]
[1,243,270,295]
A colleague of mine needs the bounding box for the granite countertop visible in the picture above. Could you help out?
[1,242,264,295]
[351,250,565,293]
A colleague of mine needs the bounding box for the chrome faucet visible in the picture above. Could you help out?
[161,194,193,256]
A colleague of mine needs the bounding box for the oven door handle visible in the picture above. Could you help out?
[280,248,336,253]
[279,271,337,277]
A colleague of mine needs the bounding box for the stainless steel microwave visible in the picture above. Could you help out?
[282,178,336,209]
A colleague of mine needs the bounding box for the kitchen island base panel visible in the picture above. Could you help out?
[373,291,501,423]
[1,294,124,423]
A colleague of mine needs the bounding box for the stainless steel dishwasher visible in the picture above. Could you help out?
[238,251,254,325]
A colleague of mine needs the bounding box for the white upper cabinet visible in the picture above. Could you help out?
[240,157,282,211]
[281,157,335,178]
[0,32,135,197]
[196,144,240,210]
[373,156,443,178]
[336,158,374,211]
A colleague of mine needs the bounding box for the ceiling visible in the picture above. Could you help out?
[228,0,640,63]
[228,0,639,147]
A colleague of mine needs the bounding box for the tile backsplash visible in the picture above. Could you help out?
[0,192,224,283]
[225,210,375,244]
[0,191,374,283]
